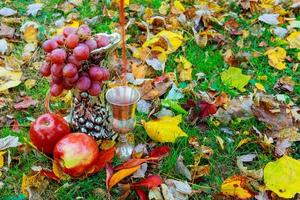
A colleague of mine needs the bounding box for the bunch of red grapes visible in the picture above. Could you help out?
[40,25,111,97]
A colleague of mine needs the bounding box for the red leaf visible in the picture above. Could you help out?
[10,119,20,132]
[113,157,159,171]
[198,101,217,117]
[41,169,60,182]
[131,175,163,189]
[148,145,170,158]
[105,163,113,200]
[14,96,37,109]
[135,188,149,200]
[93,147,115,173]
[154,74,168,84]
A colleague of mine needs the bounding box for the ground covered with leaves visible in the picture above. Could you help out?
[1,0,300,199]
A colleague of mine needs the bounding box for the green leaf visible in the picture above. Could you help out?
[221,67,251,92]
[161,99,188,115]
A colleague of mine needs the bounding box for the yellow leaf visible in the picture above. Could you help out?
[108,165,140,190]
[265,47,286,70]
[236,138,252,149]
[287,32,300,49]
[112,0,129,6]
[216,136,224,150]
[24,79,36,89]
[143,115,187,143]
[56,20,80,35]
[23,25,39,44]
[52,160,68,180]
[173,0,185,13]
[221,175,254,199]
[176,56,193,81]
[159,1,170,15]
[264,156,300,198]
[143,31,183,54]
[0,67,22,92]
[255,83,266,92]
[221,67,251,92]
[0,151,6,168]
[21,171,48,196]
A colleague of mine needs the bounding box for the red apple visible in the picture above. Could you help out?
[53,133,99,178]
[30,113,70,155]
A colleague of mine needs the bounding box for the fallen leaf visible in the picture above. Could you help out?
[191,164,210,180]
[0,23,15,39]
[0,135,21,150]
[175,155,192,180]
[143,115,187,143]
[21,171,49,196]
[176,56,193,81]
[216,136,225,150]
[148,145,171,158]
[264,47,286,70]
[287,32,300,49]
[21,21,39,44]
[93,147,115,173]
[132,163,147,178]
[148,187,162,200]
[237,155,263,180]
[166,83,184,101]
[221,67,251,92]
[24,79,36,89]
[161,99,188,115]
[221,175,254,199]
[108,165,140,190]
[236,138,252,149]
[0,151,6,168]
[0,67,22,93]
[137,99,151,114]
[114,157,159,171]
[14,96,37,109]
[136,188,149,200]
[255,83,266,92]
[274,76,295,92]
[0,39,8,54]
[131,175,163,189]
[27,3,43,16]
[0,7,17,17]
[52,160,68,181]
[264,156,300,198]
[258,14,280,25]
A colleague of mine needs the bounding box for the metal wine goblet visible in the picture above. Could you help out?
[105,86,140,160]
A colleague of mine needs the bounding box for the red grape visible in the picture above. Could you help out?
[88,81,101,96]
[51,75,63,84]
[67,55,82,69]
[63,27,76,37]
[66,34,79,49]
[88,65,103,81]
[45,54,51,62]
[102,68,110,81]
[50,84,64,96]
[65,73,79,84]
[51,64,64,77]
[78,25,91,38]
[42,39,58,53]
[85,39,97,51]
[53,35,65,46]
[50,49,67,64]
[76,76,91,91]
[40,62,51,77]
[73,44,90,61]
[63,63,77,78]
[96,35,110,48]
[63,80,73,90]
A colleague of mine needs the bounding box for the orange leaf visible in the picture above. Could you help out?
[221,175,254,199]
[108,165,140,190]
[93,147,115,173]
[114,157,159,171]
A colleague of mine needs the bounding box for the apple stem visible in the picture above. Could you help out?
[45,89,52,113]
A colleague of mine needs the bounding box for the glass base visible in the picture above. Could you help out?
[115,134,133,161]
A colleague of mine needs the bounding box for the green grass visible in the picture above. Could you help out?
[1,0,300,199]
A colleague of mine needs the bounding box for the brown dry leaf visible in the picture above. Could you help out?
[108,165,140,190]
[21,171,49,196]
[221,175,254,199]
[214,92,229,107]
[175,155,191,180]
[237,155,263,180]
[139,77,172,100]
[175,56,193,81]
[252,93,293,131]
[274,76,295,92]
[14,96,37,109]
[132,63,147,79]
[0,23,15,38]
[191,164,210,180]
